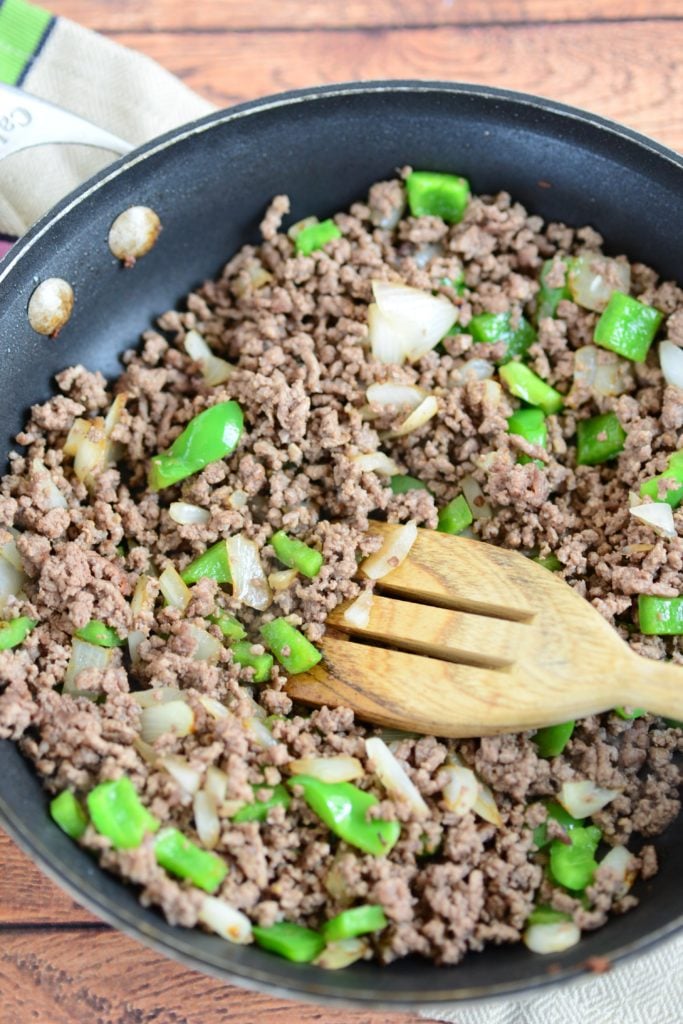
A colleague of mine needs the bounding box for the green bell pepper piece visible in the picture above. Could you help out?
[232,783,291,823]
[232,640,274,682]
[440,271,466,296]
[181,540,232,584]
[526,905,572,926]
[87,777,159,849]
[639,451,683,509]
[148,401,244,491]
[638,594,683,635]
[533,553,562,572]
[576,412,626,466]
[0,616,36,651]
[208,612,246,641]
[549,825,602,891]
[154,828,228,893]
[74,620,125,648]
[614,706,647,720]
[252,921,325,963]
[271,530,322,579]
[534,720,575,758]
[535,258,572,322]
[499,363,563,415]
[405,170,470,223]
[50,790,88,840]
[322,904,388,942]
[468,311,536,364]
[594,292,663,362]
[437,495,473,535]
[288,774,400,856]
[507,407,547,466]
[533,800,583,849]
[294,219,341,256]
[260,618,322,674]
[390,474,429,494]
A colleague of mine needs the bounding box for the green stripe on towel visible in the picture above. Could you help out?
[0,0,53,85]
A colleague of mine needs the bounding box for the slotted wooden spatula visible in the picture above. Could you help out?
[285,522,683,737]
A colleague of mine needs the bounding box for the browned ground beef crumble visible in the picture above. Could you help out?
[0,171,681,966]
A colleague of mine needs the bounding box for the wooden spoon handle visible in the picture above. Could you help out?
[626,652,683,720]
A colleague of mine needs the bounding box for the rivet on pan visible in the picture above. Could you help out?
[27,277,74,337]
[108,206,162,267]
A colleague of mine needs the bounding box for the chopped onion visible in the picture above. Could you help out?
[133,736,157,764]
[568,253,630,312]
[0,527,23,570]
[360,520,417,581]
[523,921,581,955]
[659,340,683,389]
[366,382,426,410]
[287,216,318,240]
[187,624,222,662]
[558,779,620,818]
[127,629,145,664]
[131,573,157,619]
[460,476,492,520]
[63,417,89,457]
[473,780,504,827]
[441,764,479,816]
[315,937,369,970]
[412,242,443,268]
[240,689,267,720]
[205,766,229,804]
[226,534,271,611]
[0,556,24,608]
[103,392,127,437]
[351,451,400,476]
[198,896,252,944]
[184,329,234,386]
[232,260,273,297]
[244,716,277,748]
[159,565,192,611]
[370,279,457,363]
[452,358,495,385]
[629,502,676,538]
[342,589,374,629]
[229,489,248,509]
[194,789,220,848]
[268,568,298,592]
[31,459,67,510]
[571,346,631,401]
[384,395,439,439]
[73,417,109,485]
[169,501,210,526]
[63,638,112,694]
[599,845,637,896]
[139,700,194,743]
[132,687,185,708]
[287,755,364,783]
[365,736,429,819]
[158,755,201,796]
[198,695,230,720]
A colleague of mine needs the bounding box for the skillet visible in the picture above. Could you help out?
[0,80,681,1009]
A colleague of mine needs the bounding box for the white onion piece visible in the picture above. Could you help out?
[0,556,24,607]
[474,781,503,827]
[158,755,201,796]
[198,695,230,720]
[140,700,194,743]
[63,417,89,457]
[366,382,426,410]
[315,937,369,970]
[523,921,581,955]
[169,501,210,526]
[205,766,229,804]
[629,502,676,538]
[287,216,318,240]
[568,253,630,312]
[131,573,157,619]
[244,716,277,748]
[365,736,429,819]
[659,340,683,389]
[385,395,439,438]
[159,565,191,611]
[572,346,631,400]
[226,534,271,611]
[108,206,161,264]
[351,451,400,476]
[198,896,252,944]
[73,417,108,485]
[268,568,298,592]
[240,689,267,720]
[288,755,364,783]
[558,779,620,819]
[103,392,127,436]
[367,303,411,365]
[184,329,234,386]
[27,277,74,335]
[229,489,248,509]
[0,527,23,570]
[413,242,443,268]
[441,764,479,816]
[342,589,374,629]
[360,520,417,581]
[31,460,67,510]
[452,358,496,385]
[232,260,273,297]
[63,639,112,694]
[460,476,492,520]
[187,624,222,662]
[132,687,185,708]
[599,845,637,896]
[194,789,220,848]
[127,629,145,664]
[371,279,457,363]
[133,736,158,764]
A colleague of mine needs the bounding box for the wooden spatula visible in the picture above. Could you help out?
[285,522,683,737]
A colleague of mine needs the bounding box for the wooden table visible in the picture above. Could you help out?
[2,1,682,1021]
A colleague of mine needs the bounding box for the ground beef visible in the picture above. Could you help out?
[0,176,680,968]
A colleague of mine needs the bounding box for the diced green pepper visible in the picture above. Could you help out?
[468,311,536,364]
[640,451,683,509]
[87,777,159,850]
[638,594,683,635]
[232,783,291,823]
[208,612,246,641]
[440,271,466,296]
[437,495,473,535]
[390,474,429,494]
[507,407,547,466]
[533,553,562,572]
[148,401,244,491]
[50,790,88,840]
[0,616,36,651]
[549,825,602,891]
[232,640,274,682]
[526,905,572,926]
[252,921,325,963]
[74,620,125,648]
[534,720,575,758]
[533,800,583,849]
[576,412,626,466]
[535,258,572,322]
[322,904,388,942]
[181,540,232,585]
[260,618,322,674]
[499,363,564,415]
[406,170,470,223]
[271,530,322,579]
[614,706,647,720]
[294,219,341,256]
[594,292,663,363]
[154,828,228,893]
[288,775,400,856]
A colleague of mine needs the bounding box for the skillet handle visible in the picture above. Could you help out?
[0,82,133,161]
